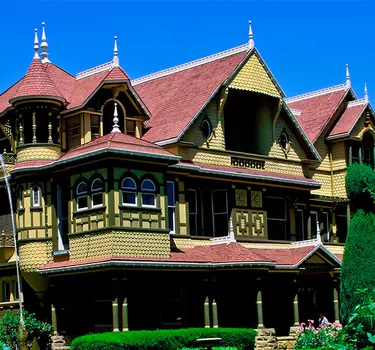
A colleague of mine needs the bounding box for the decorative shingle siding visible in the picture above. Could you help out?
[331,142,347,171]
[333,171,347,197]
[19,240,53,273]
[229,54,281,98]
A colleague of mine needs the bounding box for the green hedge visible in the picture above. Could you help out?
[71,328,256,350]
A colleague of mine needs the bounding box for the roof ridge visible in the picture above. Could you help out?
[46,62,75,78]
[76,61,114,80]
[132,43,249,85]
[347,98,367,107]
[285,83,347,104]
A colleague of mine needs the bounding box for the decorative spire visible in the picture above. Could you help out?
[364,83,369,103]
[33,28,40,60]
[111,102,121,133]
[346,64,351,88]
[40,22,50,63]
[248,21,254,49]
[113,36,119,67]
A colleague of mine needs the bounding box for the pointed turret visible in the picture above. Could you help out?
[9,28,64,105]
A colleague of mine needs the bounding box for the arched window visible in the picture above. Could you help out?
[76,182,88,210]
[32,185,41,207]
[122,177,137,206]
[91,179,104,207]
[18,186,24,210]
[141,179,156,207]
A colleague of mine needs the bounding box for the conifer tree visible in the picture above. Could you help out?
[340,163,375,324]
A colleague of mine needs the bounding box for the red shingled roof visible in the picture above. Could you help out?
[39,242,342,273]
[13,160,53,169]
[329,102,367,138]
[135,50,248,143]
[59,132,178,161]
[104,66,129,82]
[10,58,65,103]
[287,87,348,143]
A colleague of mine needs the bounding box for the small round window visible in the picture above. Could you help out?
[280,132,289,151]
[201,119,212,140]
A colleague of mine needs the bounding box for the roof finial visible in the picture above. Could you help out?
[365,83,369,103]
[248,20,254,49]
[113,36,119,67]
[111,102,121,133]
[40,22,50,63]
[346,64,351,88]
[33,28,40,59]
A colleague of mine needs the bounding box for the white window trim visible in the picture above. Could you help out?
[141,179,156,208]
[310,210,319,239]
[188,189,198,236]
[211,189,228,237]
[32,185,41,208]
[167,181,176,234]
[91,179,104,208]
[122,177,138,207]
[18,187,23,210]
[76,181,88,211]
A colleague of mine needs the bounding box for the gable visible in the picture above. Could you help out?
[229,52,282,98]
[297,246,341,268]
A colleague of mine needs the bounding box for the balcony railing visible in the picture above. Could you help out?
[2,151,16,165]
[0,214,14,247]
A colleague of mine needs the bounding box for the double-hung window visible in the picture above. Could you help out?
[212,189,228,237]
[188,189,198,236]
[267,197,287,240]
[91,179,103,207]
[141,179,156,207]
[167,181,176,234]
[32,185,41,208]
[76,182,88,210]
[122,177,137,206]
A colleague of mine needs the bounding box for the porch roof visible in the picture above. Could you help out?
[38,241,341,275]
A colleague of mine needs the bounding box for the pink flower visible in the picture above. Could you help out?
[301,322,306,327]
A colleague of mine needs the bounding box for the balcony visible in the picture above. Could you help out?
[1,151,16,165]
[0,214,15,247]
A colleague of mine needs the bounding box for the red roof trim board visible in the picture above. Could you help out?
[38,242,341,275]
[171,161,320,189]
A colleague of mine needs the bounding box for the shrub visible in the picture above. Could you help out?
[295,319,343,349]
[71,328,256,350]
[0,310,52,349]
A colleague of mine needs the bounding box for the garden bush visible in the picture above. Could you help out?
[71,328,256,350]
[341,163,375,324]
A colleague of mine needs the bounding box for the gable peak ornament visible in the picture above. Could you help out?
[364,83,369,103]
[346,64,351,88]
[113,36,119,67]
[40,22,50,63]
[248,20,254,49]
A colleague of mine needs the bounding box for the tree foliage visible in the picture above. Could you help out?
[341,164,375,324]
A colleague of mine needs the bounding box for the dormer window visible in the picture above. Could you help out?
[122,177,137,206]
[76,182,88,210]
[347,132,375,168]
[141,179,156,207]
[91,178,104,207]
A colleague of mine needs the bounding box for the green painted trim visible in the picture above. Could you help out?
[108,166,115,226]
[0,262,16,270]
[19,237,53,243]
[118,205,161,213]
[67,226,170,237]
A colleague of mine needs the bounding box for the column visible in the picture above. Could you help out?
[112,297,119,332]
[293,280,299,326]
[332,211,337,243]
[204,296,210,328]
[19,116,24,145]
[32,112,37,143]
[212,299,218,328]
[51,303,58,336]
[122,297,129,331]
[346,203,351,231]
[333,280,340,323]
[256,278,264,329]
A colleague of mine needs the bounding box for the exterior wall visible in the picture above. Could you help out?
[69,230,170,260]
[17,144,61,162]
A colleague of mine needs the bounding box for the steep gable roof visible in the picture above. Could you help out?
[286,84,350,143]
[134,45,249,144]
[328,99,368,139]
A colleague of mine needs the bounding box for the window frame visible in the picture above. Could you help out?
[121,177,138,207]
[295,208,305,241]
[266,196,287,240]
[32,185,41,208]
[76,181,88,211]
[188,189,198,236]
[141,179,157,208]
[310,210,319,239]
[91,178,104,208]
[211,189,228,237]
[167,181,176,234]
[18,186,24,210]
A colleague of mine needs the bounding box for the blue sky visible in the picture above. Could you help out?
[0,1,373,101]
